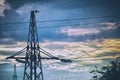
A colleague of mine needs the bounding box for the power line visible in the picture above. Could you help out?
[37,15,119,22]
[0,15,119,25]
[0,56,116,69]
[0,23,104,31]
[0,21,119,31]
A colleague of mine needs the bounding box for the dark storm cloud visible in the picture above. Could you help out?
[6,0,120,11]
[0,0,57,44]
[6,0,55,9]
[7,0,120,17]
[0,0,120,44]
[55,0,120,17]
[0,9,28,44]
[58,0,120,8]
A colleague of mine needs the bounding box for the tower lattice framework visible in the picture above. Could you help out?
[23,10,43,80]
[13,64,18,80]
[6,10,72,80]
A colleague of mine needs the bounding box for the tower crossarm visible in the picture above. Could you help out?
[41,57,72,63]
[6,46,72,63]
[40,47,72,62]
[6,47,26,59]
[6,47,72,63]
[6,53,72,63]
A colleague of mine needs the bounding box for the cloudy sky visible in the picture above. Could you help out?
[0,0,120,80]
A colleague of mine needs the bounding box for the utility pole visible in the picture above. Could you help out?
[6,10,72,80]
[13,64,18,80]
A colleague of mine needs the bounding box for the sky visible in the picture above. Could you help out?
[0,0,120,80]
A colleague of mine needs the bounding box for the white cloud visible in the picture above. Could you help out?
[0,39,119,72]
[59,28,100,36]
[39,41,100,71]
[39,39,120,71]
[0,0,10,16]
[16,3,48,15]
[16,4,34,15]
[100,22,117,30]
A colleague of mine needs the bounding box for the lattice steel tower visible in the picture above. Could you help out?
[13,64,18,80]
[6,10,72,80]
[23,10,43,80]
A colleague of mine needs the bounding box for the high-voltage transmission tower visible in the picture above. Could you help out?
[6,10,72,80]
[13,64,18,80]
[23,10,43,80]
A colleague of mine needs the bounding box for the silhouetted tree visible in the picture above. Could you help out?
[90,61,120,80]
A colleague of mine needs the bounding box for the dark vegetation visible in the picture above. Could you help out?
[91,60,120,80]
